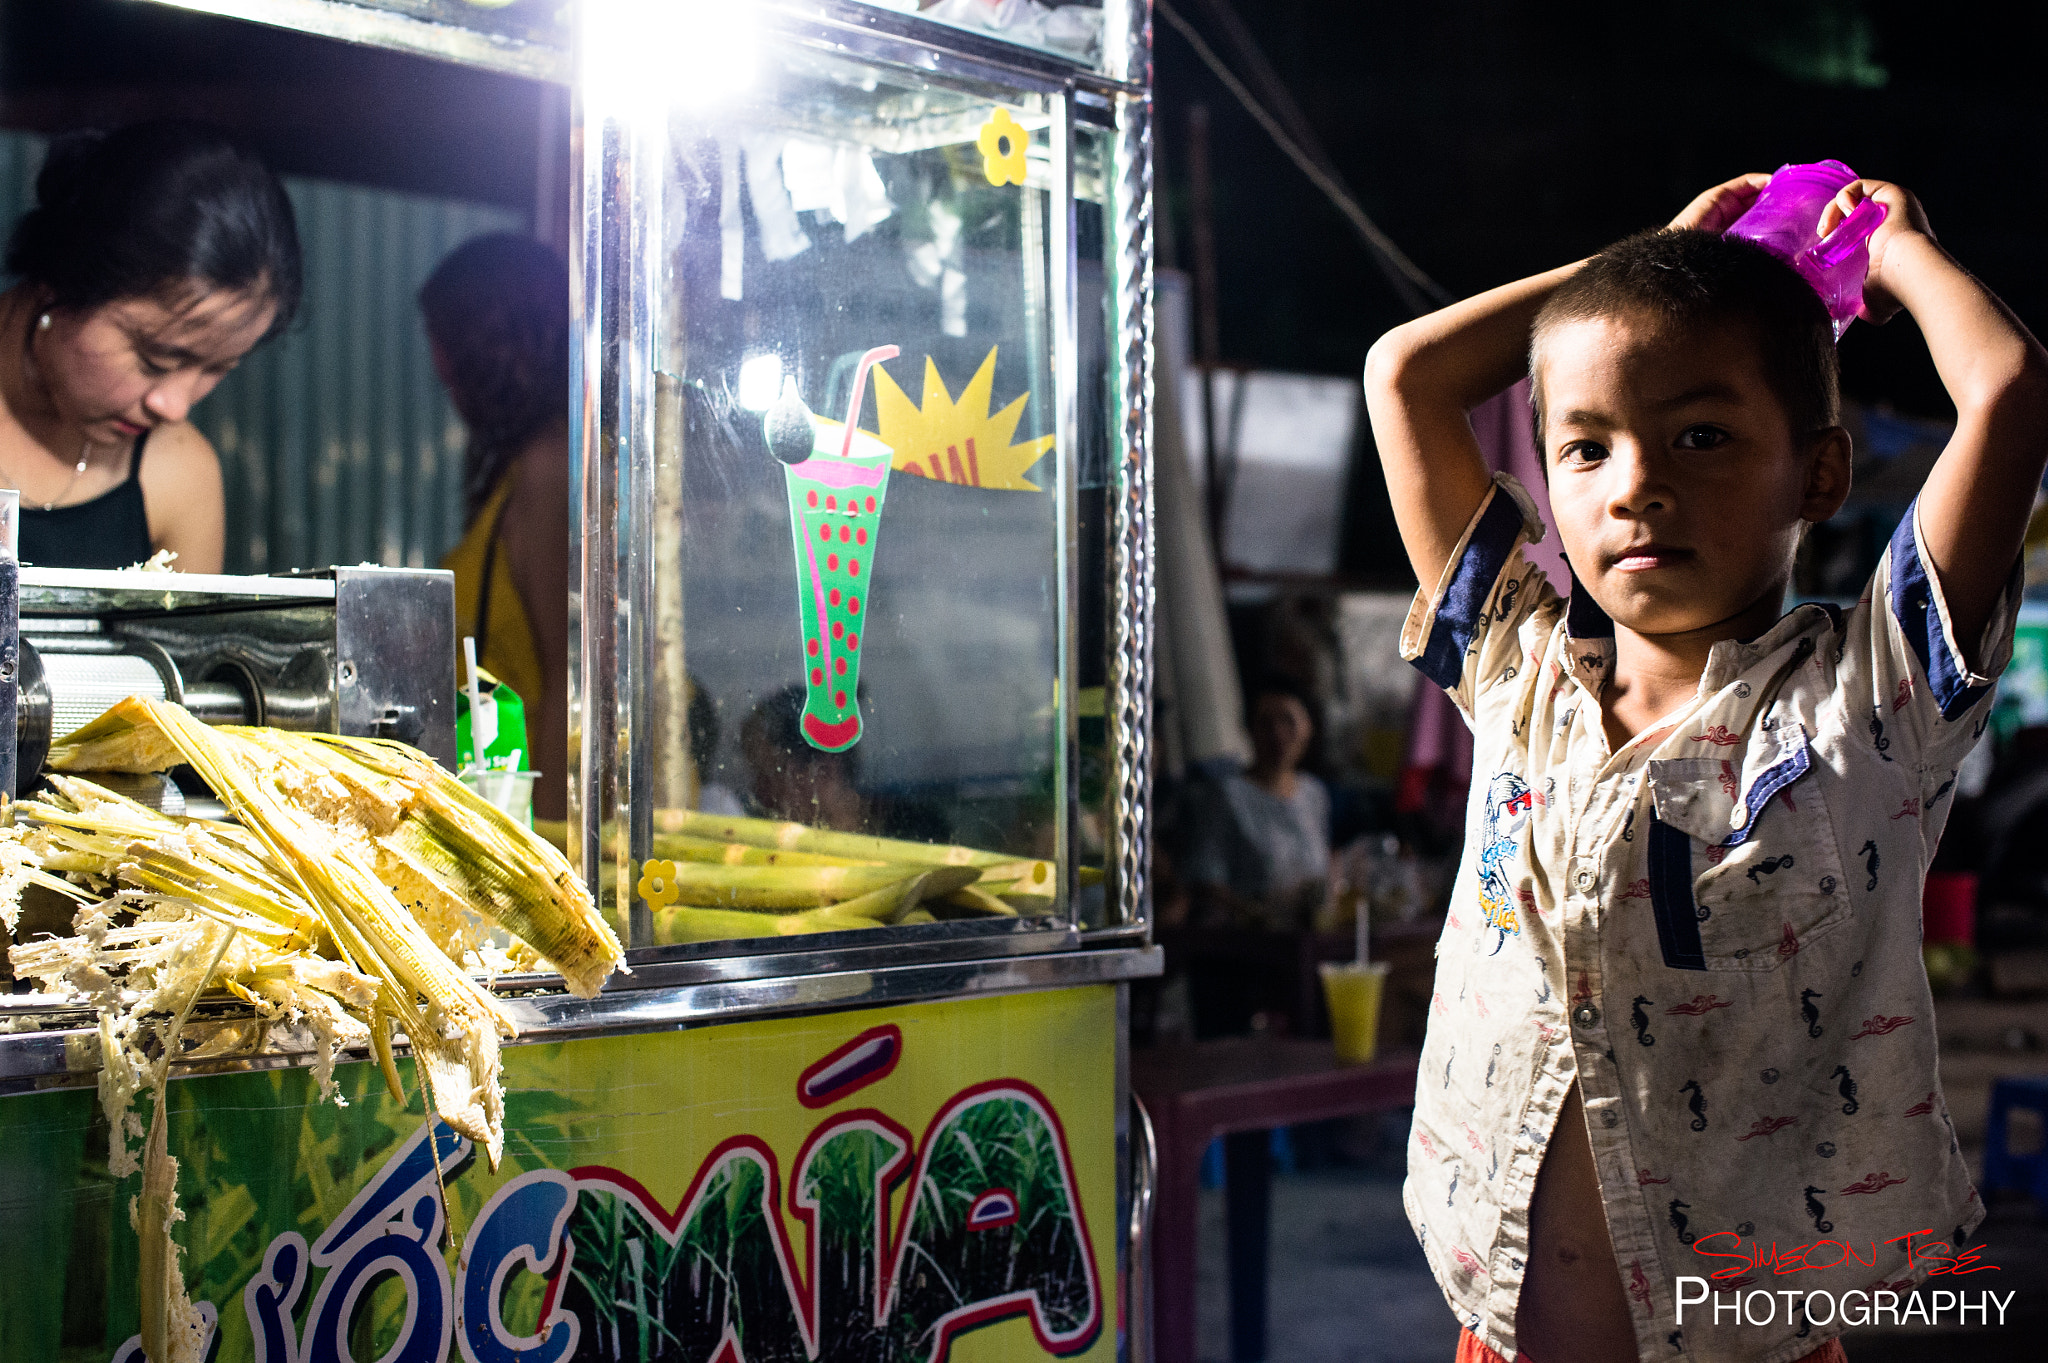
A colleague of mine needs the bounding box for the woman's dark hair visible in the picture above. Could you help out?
[6,120,301,339]
[1245,677,1320,730]
[1245,677,1324,772]
[418,233,570,520]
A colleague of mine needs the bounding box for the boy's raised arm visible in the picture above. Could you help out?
[1836,182,2048,653]
[1362,266,1574,588]
[1362,174,1769,590]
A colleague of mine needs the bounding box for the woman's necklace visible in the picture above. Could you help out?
[1,440,92,511]
[44,441,92,510]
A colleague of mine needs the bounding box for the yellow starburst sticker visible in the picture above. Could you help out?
[977,108,1029,187]
[871,347,1055,492]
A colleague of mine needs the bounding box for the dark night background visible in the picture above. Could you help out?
[1156,0,2045,419]
[1149,0,2048,589]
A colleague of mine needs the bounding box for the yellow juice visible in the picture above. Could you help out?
[1320,961,1389,1064]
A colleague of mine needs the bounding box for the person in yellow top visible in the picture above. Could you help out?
[420,234,568,819]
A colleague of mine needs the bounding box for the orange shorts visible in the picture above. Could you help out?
[1457,1327,1849,1363]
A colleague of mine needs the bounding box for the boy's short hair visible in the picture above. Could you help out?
[1530,228,1840,441]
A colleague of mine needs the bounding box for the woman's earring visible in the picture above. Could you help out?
[35,314,50,332]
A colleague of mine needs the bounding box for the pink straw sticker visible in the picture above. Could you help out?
[839,345,900,460]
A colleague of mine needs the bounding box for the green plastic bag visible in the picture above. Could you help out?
[455,668,529,774]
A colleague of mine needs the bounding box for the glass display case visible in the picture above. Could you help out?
[0,14,1158,1362]
[574,0,1153,959]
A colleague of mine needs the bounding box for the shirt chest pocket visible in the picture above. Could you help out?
[1643,727,1849,971]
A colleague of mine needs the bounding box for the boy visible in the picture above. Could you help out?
[1364,172,2048,1363]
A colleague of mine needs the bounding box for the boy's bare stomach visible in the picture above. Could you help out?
[1518,1083,1638,1363]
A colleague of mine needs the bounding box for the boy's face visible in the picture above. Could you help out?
[1535,310,1850,643]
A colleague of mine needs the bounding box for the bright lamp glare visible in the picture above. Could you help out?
[737,354,783,411]
[583,0,758,115]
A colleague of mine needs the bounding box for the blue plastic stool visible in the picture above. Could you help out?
[1982,1075,2048,1208]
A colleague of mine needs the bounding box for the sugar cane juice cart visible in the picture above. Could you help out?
[0,3,1160,1361]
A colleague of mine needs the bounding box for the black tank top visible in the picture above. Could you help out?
[17,432,154,569]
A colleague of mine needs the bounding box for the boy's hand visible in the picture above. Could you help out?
[1820,180,1937,324]
[1835,176,2048,659]
[1667,173,1772,233]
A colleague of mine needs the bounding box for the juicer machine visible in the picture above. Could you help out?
[0,493,457,798]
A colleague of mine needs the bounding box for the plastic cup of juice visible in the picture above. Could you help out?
[1320,961,1390,1064]
[782,420,893,752]
[460,767,537,827]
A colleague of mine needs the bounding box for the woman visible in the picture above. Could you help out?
[421,234,569,820]
[1182,683,1333,929]
[0,120,301,571]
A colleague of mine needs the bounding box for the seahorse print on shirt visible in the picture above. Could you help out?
[1832,1065,1861,1115]
[1810,1178,1843,1227]
[1680,1079,1708,1131]
[1801,989,1824,1038]
[1870,711,1893,761]
[1632,995,1656,1046]
[1745,854,1797,886]
[1859,839,1880,891]
[1669,1199,1696,1244]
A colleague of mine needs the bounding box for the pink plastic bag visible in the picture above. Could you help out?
[1724,160,1887,338]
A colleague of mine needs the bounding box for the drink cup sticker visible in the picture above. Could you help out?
[764,346,898,752]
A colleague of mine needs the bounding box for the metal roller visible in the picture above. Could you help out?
[38,650,172,738]
[1,564,456,799]
[14,636,256,793]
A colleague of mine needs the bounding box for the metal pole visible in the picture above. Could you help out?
[1186,103,1224,567]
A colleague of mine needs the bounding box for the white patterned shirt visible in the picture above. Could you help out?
[1399,474,2012,1363]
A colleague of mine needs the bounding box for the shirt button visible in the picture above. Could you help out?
[1573,1004,1600,1028]
[1575,869,1594,891]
